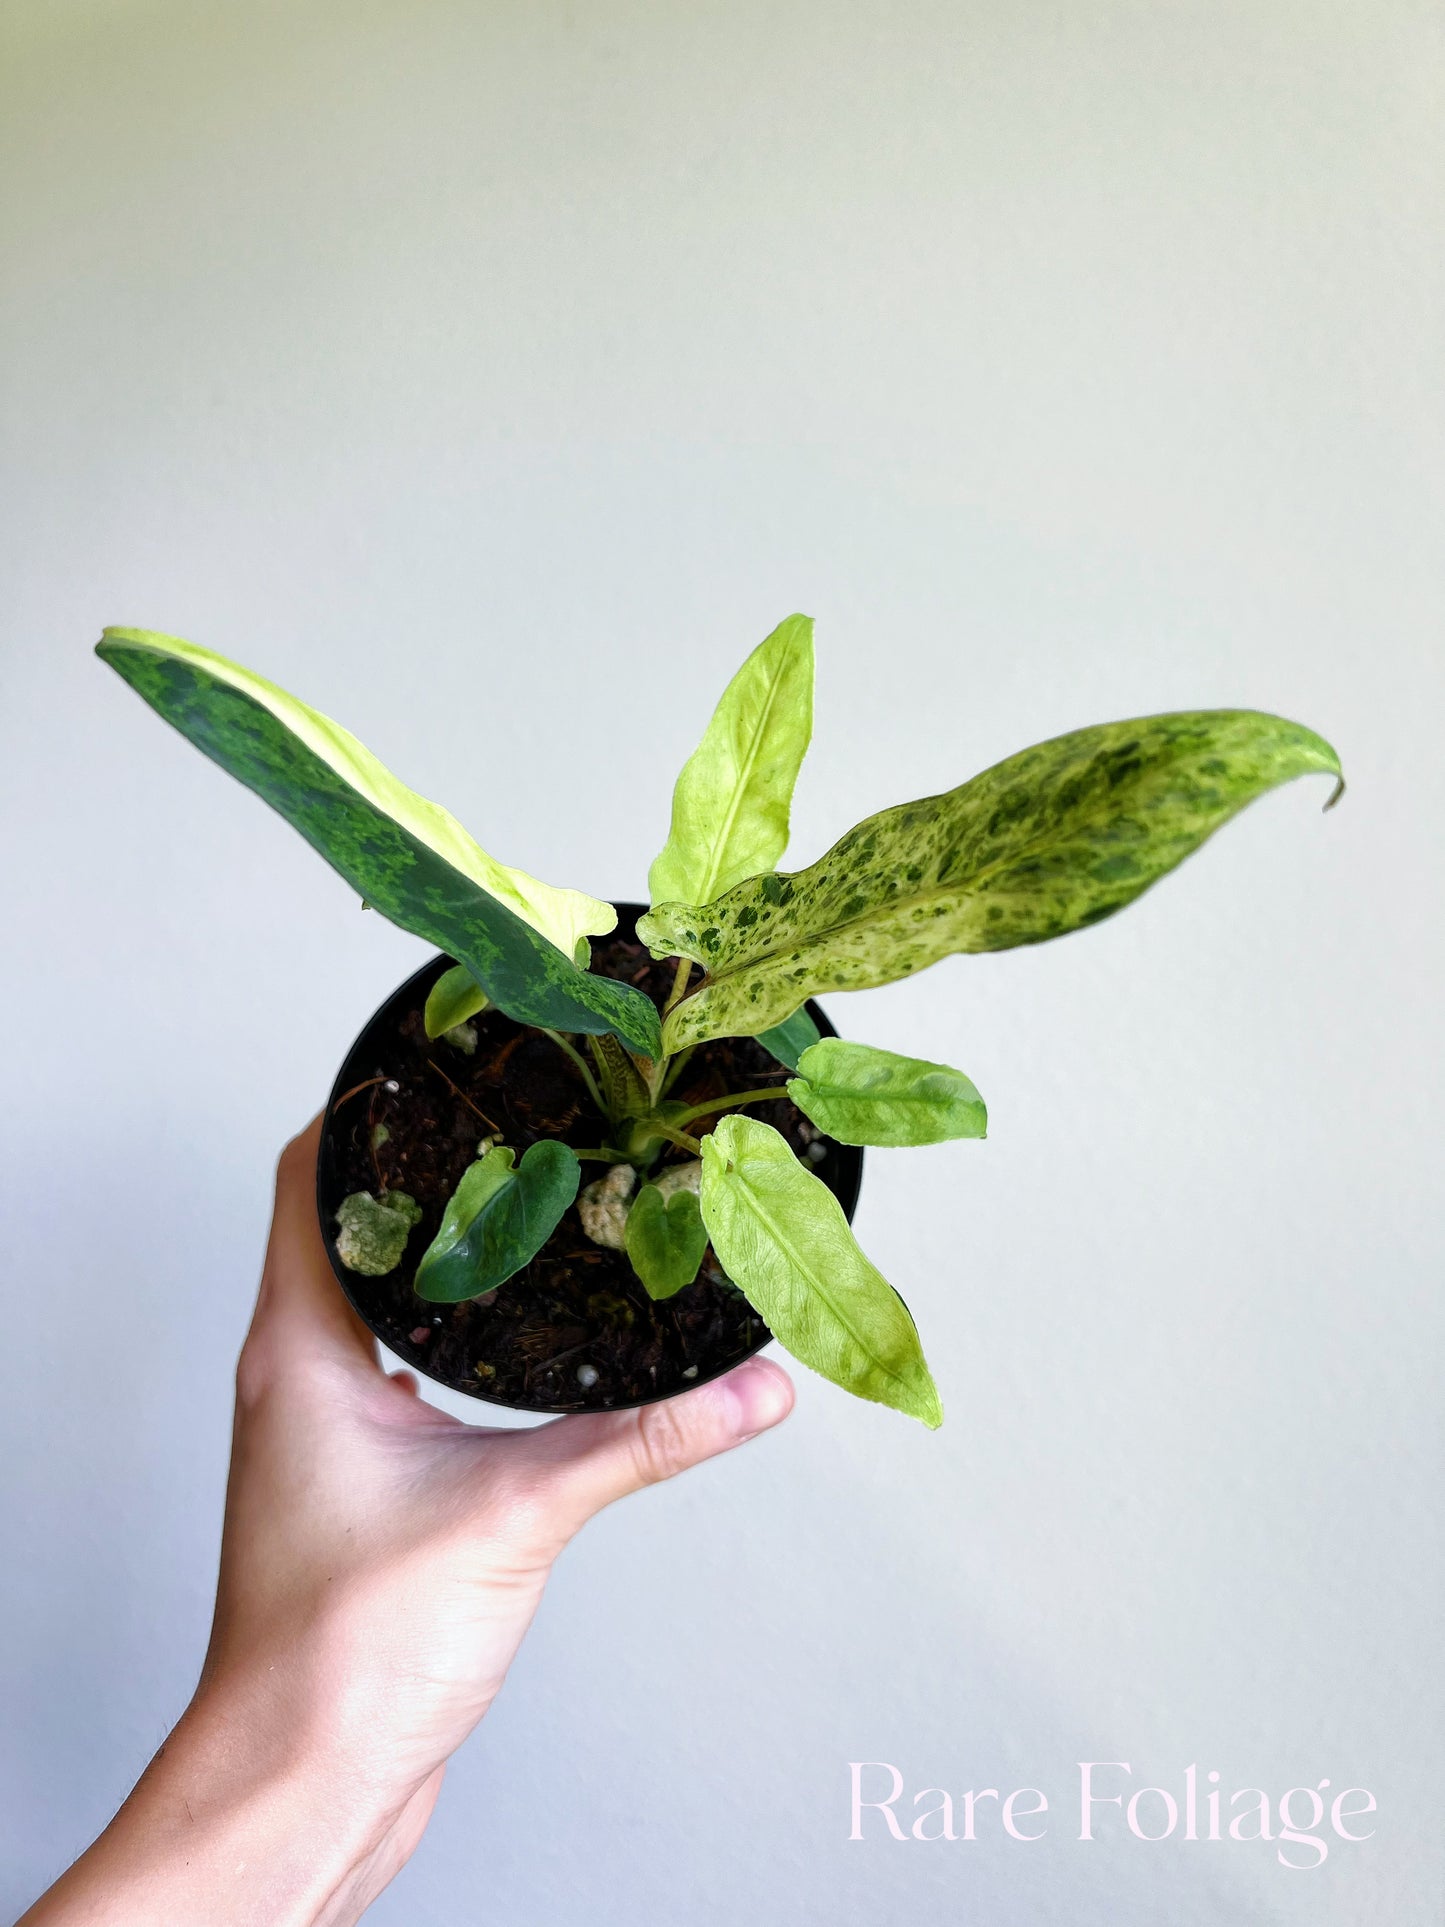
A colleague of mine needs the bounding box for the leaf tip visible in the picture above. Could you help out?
[1323,771,1346,812]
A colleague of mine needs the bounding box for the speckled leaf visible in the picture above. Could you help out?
[413,1141,580,1303]
[647,614,814,907]
[424,963,490,1039]
[756,1004,821,1071]
[699,1114,942,1426]
[788,1039,986,1147]
[624,1183,709,1300]
[644,709,1342,1049]
[98,631,661,1058]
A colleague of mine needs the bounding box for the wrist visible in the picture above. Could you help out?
[20,1686,419,1927]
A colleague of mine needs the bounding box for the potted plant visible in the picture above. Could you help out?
[98,615,1342,1426]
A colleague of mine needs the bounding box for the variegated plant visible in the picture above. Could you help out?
[99,616,1342,1427]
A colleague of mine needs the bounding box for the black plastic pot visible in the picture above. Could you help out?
[317,904,864,1415]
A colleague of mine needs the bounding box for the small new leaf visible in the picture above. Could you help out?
[699,1114,942,1426]
[756,1004,822,1072]
[413,1141,580,1303]
[788,1039,986,1147]
[647,614,814,907]
[424,963,490,1039]
[645,708,1342,1050]
[624,1183,709,1300]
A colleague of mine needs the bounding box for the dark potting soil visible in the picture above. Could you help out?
[318,929,857,1413]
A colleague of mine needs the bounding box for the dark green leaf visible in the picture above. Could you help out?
[756,1004,822,1071]
[699,1114,942,1426]
[642,709,1342,1049]
[413,1141,580,1303]
[98,631,661,1058]
[789,1039,987,1146]
[624,1183,709,1299]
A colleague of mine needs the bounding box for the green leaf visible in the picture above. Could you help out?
[643,709,1343,1050]
[98,630,661,1058]
[756,1004,822,1071]
[334,1190,423,1276]
[788,1039,986,1147]
[424,963,490,1039]
[699,1114,942,1427]
[624,1183,709,1300]
[647,614,814,907]
[413,1141,580,1303]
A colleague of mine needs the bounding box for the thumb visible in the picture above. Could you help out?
[502,1356,794,1539]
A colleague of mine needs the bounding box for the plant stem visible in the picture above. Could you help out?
[649,1119,704,1155]
[669,1086,792,1129]
[660,1045,696,1097]
[570,1147,628,1162]
[663,956,693,1016]
[542,1030,607,1115]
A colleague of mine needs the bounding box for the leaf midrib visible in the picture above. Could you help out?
[695,645,793,903]
[801,1075,973,1110]
[722,1164,915,1396]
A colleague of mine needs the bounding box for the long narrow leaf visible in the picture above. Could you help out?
[643,708,1342,1050]
[699,1114,942,1426]
[99,632,661,1057]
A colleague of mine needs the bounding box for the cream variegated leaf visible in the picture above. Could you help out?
[103,628,615,961]
[98,629,660,1056]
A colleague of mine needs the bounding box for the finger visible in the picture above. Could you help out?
[499,1356,794,1539]
[243,1115,379,1376]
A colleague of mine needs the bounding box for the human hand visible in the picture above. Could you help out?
[22,1118,793,1927]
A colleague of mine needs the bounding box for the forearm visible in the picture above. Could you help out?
[18,1689,424,1927]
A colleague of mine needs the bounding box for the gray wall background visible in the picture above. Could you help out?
[3,3,1441,1921]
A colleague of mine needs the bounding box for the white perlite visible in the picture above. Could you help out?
[653,1159,702,1200]
[577,1162,636,1249]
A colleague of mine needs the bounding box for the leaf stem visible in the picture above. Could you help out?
[649,1119,704,1155]
[542,1030,607,1115]
[669,1086,791,1129]
[663,957,693,1016]
[660,1045,696,1096]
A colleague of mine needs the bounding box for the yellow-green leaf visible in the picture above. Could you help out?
[789,1039,986,1147]
[424,964,490,1039]
[699,1113,942,1427]
[647,614,814,907]
[644,708,1342,1050]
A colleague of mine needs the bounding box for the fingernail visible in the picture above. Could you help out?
[721,1358,793,1437]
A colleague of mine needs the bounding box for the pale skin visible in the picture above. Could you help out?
[20,1119,795,1927]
